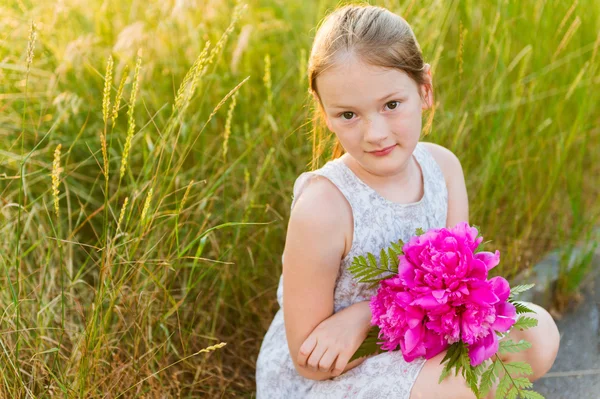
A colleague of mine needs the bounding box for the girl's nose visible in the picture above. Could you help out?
[363,115,389,144]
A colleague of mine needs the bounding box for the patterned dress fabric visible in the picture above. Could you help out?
[256,142,449,398]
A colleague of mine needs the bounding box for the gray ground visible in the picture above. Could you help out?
[532,258,600,399]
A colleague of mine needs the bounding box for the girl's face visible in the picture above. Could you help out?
[315,54,432,178]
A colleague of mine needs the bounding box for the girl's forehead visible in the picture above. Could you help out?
[317,56,418,107]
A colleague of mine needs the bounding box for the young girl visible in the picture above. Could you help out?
[256,4,559,398]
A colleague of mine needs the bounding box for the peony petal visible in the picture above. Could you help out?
[468,284,500,306]
[459,284,470,295]
[492,302,517,332]
[468,332,499,366]
[489,276,511,302]
[411,294,444,310]
[404,326,423,353]
[482,333,499,362]
[468,340,486,367]
[475,251,500,271]
[406,307,425,329]
[432,289,447,300]
[397,258,416,286]
[469,258,488,280]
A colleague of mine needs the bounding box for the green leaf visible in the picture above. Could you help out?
[499,339,532,354]
[390,240,404,254]
[495,373,512,399]
[380,248,389,271]
[519,390,545,399]
[478,360,499,399]
[438,342,465,381]
[467,374,480,397]
[509,301,537,315]
[512,316,538,331]
[439,342,461,366]
[415,227,425,236]
[506,385,519,399]
[475,239,492,253]
[503,361,533,377]
[348,255,390,284]
[349,326,385,362]
[388,247,399,272]
[509,284,535,298]
[511,376,533,390]
[438,364,452,384]
[367,252,378,268]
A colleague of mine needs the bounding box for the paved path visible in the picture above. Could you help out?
[532,254,600,399]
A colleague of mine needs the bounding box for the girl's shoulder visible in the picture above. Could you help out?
[419,141,469,227]
[419,141,464,185]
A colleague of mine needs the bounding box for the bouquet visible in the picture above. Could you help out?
[348,222,543,399]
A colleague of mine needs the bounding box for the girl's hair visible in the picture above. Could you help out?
[307,4,435,168]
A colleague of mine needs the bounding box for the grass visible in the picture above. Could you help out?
[0,0,599,396]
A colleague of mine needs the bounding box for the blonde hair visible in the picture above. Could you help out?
[307,4,435,168]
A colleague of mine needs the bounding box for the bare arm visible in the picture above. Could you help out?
[282,176,371,381]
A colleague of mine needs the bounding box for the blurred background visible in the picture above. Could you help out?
[0,0,599,396]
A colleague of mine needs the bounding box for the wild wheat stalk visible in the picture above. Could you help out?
[141,187,153,225]
[119,50,142,180]
[263,54,272,109]
[111,64,129,125]
[102,55,113,125]
[100,130,108,179]
[553,16,581,60]
[204,3,247,70]
[174,41,211,113]
[52,144,62,218]
[207,77,249,123]
[198,342,227,353]
[117,196,129,231]
[25,21,37,77]
[180,180,194,212]
[222,91,238,161]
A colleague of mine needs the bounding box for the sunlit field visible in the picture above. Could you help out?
[1,0,599,396]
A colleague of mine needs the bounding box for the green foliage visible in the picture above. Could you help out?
[349,326,386,362]
[512,316,538,331]
[502,361,533,377]
[478,359,502,398]
[499,339,532,354]
[509,284,535,299]
[347,238,406,289]
[510,301,537,315]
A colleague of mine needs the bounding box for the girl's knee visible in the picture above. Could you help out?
[518,302,560,380]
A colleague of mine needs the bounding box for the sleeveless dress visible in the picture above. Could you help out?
[256,142,449,398]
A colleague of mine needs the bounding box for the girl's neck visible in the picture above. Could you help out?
[340,151,418,192]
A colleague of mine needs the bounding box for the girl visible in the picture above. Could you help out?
[256,4,559,398]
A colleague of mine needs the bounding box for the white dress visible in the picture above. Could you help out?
[256,142,449,398]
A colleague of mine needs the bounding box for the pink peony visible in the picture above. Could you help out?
[369,222,518,366]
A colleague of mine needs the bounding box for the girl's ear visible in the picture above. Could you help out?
[421,63,434,110]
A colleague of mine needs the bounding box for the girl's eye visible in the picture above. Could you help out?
[340,111,355,120]
[386,101,400,110]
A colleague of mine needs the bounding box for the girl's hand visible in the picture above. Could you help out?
[296,301,372,377]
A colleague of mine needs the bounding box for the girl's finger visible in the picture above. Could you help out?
[331,352,352,377]
[297,335,317,367]
[318,349,338,373]
[306,340,328,371]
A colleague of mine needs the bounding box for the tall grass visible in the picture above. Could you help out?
[0,0,598,396]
